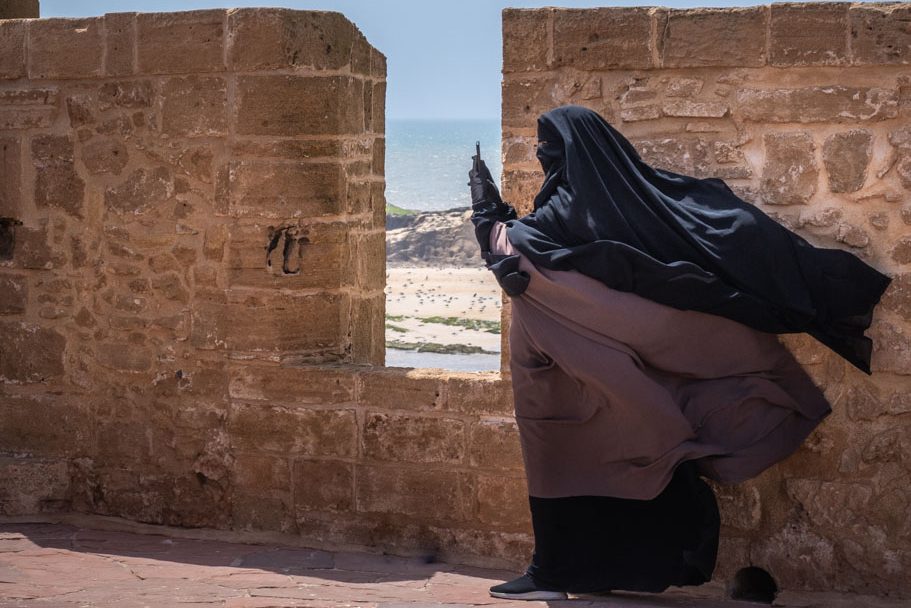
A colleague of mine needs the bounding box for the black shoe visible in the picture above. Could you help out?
[488,573,568,600]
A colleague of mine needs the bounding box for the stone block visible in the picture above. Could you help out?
[355,465,475,522]
[661,99,729,118]
[553,8,653,70]
[227,8,356,71]
[0,20,26,79]
[0,0,38,19]
[503,9,551,73]
[0,457,70,515]
[352,230,384,290]
[104,12,136,76]
[770,2,849,66]
[226,221,350,289]
[880,273,911,322]
[227,362,356,405]
[362,412,465,464]
[443,374,513,416]
[231,452,294,532]
[358,368,443,412]
[0,320,66,382]
[736,86,898,123]
[31,135,84,218]
[477,475,531,531]
[0,87,59,130]
[161,76,227,137]
[28,18,104,79]
[660,7,767,68]
[104,167,174,214]
[502,76,557,130]
[348,293,384,366]
[221,160,344,219]
[227,403,356,457]
[469,419,524,470]
[822,129,873,192]
[870,319,911,375]
[98,80,155,110]
[81,137,129,175]
[0,136,21,217]
[236,75,364,136]
[0,274,27,314]
[371,81,385,135]
[190,290,345,355]
[292,459,354,512]
[760,132,818,205]
[137,10,225,74]
[0,394,92,457]
[850,3,911,65]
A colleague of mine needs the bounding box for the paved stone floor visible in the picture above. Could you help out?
[0,521,906,607]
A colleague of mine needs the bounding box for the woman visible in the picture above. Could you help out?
[468,105,892,600]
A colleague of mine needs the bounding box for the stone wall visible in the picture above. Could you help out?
[502,2,910,598]
[0,1,38,20]
[0,6,529,577]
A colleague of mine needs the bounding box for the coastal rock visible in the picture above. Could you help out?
[386,207,481,267]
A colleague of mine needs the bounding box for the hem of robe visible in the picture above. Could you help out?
[490,221,834,501]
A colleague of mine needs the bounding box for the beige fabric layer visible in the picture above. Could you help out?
[490,221,832,500]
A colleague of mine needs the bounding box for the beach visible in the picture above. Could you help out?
[384,207,504,371]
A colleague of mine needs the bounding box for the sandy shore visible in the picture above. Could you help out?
[385,266,502,354]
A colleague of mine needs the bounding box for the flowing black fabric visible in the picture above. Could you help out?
[524,461,720,594]
[503,105,893,375]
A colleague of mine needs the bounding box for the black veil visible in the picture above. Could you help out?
[503,105,893,375]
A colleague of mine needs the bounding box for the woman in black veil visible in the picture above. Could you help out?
[468,105,892,600]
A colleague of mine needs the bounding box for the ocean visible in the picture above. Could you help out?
[386,118,502,212]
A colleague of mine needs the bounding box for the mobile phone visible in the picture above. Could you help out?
[476,141,481,160]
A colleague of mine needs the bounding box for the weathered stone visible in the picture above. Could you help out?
[357,370,443,416]
[293,459,353,512]
[363,412,465,464]
[443,374,513,416]
[191,290,344,355]
[231,452,294,532]
[0,320,66,382]
[711,481,762,530]
[81,137,128,175]
[0,0,37,18]
[881,273,911,322]
[892,236,911,264]
[31,135,85,219]
[800,206,842,228]
[0,457,69,515]
[0,88,58,130]
[662,99,728,118]
[823,129,873,192]
[835,221,870,248]
[0,274,27,314]
[553,8,654,70]
[469,419,523,470]
[104,167,174,214]
[0,20,26,80]
[736,86,899,123]
[503,9,550,72]
[751,522,836,589]
[870,319,911,375]
[227,403,356,457]
[620,104,661,122]
[770,2,849,66]
[228,363,355,405]
[355,465,475,522]
[227,8,356,71]
[666,77,704,97]
[502,76,557,129]
[161,76,227,137]
[786,479,874,528]
[868,210,890,231]
[0,395,92,457]
[660,7,767,68]
[0,137,21,217]
[221,160,343,219]
[235,75,363,136]
[137,10,225,74]
[105,12,136,76]
[28,18,104,79]
[65,95,95,129]
[850,3,911,65]
[477,475,530,531]
[760,132,818,205]
[98,80,155,110]
[227,221,349,289]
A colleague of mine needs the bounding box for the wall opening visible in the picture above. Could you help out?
[383,118,504,372]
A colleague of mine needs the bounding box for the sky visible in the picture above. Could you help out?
[46,0,780,120]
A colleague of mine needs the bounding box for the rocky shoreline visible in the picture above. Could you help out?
[386,206,483,268]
